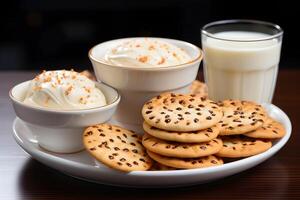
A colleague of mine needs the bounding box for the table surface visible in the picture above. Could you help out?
[1,70,300,200]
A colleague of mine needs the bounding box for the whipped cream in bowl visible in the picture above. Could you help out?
[104,38,192,67]
[9,70,120,153]
[23,70,107,110]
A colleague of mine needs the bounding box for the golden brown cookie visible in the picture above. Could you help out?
[142,93,223,132]
[142,134,223,158]
[147,150,223,169]
[244,117,286,139]
[150,162,177,171]
[216,136,272,158]
[143,121,219,143]
[83,124,153,172]
[189,80,208,97]
[217,100,267,135]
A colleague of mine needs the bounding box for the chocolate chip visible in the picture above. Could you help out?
[112,153,118,156]
[148,106,153,109]
[198,104,204,107]
[117,162,122,166]
[149,116,155,120]
[145,110,152,114]
[100,133,105,137]
[206,116,212,120]
[185,112,191,114]
[130,142,136,146]
[188,105,194,108]
[116,129,121,132]
[123,148,129,152]
[139,158,146,162]
[109,139,114,142]
[123,134,128,138]
[194,118,199,123]
[165,115,170,118]
[211,160,217,164]
[160,112,165,114]
[126,163,132,167]
[114,147,120,151]
[196,112,202,115]
[132,149,138,153]
[120,158,126,162]
[152,142,158,146]
[200,146,206,150]
[133,161,139,165]
[176,107,182,111]
[171,93,176,97]
[157,95,162,99]
[109,155,114,160]
[89,147,96,151]
[165,119,171,123]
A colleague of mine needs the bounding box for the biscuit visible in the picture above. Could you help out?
[147,150,223,169]
[83,124,153,172]
[142,134,223,158]
[217,100,267,135]
[143,121,219,143]
[244,117,286,139]
[189,80,208,97]
[150,162,177,171]
[216,136,272,158]
[142,93,223,132]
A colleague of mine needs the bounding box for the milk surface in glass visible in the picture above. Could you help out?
[203,31,282,103]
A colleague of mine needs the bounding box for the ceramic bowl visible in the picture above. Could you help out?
[9,81,120,153]
[89,37,202,133]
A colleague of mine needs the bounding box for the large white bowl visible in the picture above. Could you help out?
[12,103,291,188]
[10,81,120,153]
[89,37,202,133]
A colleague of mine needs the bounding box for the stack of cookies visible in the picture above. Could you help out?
[141,93,224,169]
[82,94,286,172]
[215,100,285,158]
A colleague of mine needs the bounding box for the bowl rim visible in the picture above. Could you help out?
[9,80,121,114]
[88,37,203,71]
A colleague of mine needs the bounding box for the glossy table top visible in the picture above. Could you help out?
[1,70,300,200]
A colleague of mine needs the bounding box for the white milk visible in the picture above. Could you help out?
[202,31,282,103]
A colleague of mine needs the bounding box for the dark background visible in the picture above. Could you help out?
[1,0,299,71]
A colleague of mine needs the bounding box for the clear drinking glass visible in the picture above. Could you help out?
[201,20,283,103]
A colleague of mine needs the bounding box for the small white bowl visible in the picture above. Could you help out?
[89,37,202,133]
[9,81,120,153]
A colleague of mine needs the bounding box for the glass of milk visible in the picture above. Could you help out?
[201,20,283,103]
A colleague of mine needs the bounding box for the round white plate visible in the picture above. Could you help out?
[12,104,291,188]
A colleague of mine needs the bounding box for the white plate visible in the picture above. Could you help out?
[12,104,291,188]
